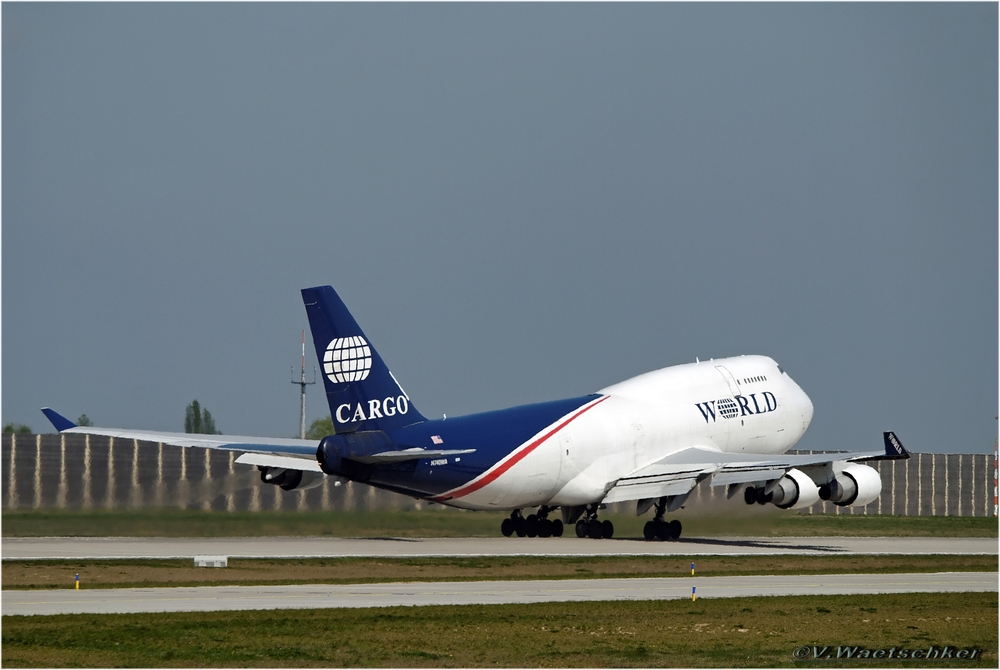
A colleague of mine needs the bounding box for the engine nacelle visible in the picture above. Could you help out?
[819,463,881,507]
[770,468,821,510]
[259,467,324,491]
[317,430,394,481]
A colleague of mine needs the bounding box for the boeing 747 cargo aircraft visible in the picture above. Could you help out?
[44,285,908,540]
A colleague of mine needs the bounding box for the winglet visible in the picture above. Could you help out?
[883,431,910,459]
[41,408,76,432]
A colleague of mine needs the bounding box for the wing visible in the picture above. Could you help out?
[602,432,910,505]
[42,407,320,470]
[41,408,472,470]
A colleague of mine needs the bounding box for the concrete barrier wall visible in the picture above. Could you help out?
[2,433,996,515]
[1,434,419,513]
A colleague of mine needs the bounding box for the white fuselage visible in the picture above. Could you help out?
[453,355,814,511]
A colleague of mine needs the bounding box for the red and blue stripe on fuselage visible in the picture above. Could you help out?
[320,393,606,504]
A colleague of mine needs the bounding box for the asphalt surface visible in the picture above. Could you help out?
[4,572,994,616]
[3,535,996,560]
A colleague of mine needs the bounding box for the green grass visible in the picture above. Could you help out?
[3,508,997,538]
[2,592,996,667]
[3,554,996,590]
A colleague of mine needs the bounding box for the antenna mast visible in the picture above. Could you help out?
[291,330,317,439]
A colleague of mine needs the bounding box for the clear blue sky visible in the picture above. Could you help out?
[4,3,997,453]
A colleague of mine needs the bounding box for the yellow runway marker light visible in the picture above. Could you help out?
[74,574,80,590]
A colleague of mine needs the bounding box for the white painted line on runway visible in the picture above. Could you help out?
[3,572,995,617]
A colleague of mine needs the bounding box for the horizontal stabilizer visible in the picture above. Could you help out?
[350,448,475,464]
[234,453,323,472]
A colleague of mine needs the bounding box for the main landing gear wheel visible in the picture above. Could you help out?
[644,497,682,541]
[525,514,540,538]
[501,508,563,538]
[500,510,528,537]
[745,485,772,505]
[643,518,682,541]
[576,518,614,539]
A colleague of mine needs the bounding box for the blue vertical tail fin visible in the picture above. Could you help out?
[302,286,425,434]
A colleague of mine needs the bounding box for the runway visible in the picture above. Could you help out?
[4,572,994,616]
[3,535,996,560]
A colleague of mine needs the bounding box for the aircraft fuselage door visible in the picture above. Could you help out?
[558,434,572,482]
[633,422,648,469]
[714,366,742,451]
[715,366,741,397]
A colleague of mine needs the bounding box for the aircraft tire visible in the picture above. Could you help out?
[654,520,670,541]
[668,519,682,540]
[757,488,772,505]
[551,519,564,537]
[744,486,757,505]
[501,518,515,537]
[515,518,527,537]
[601,520,614,539]
[587,521,603,539]
[575,520,588,538]
[538,518,553,538]
[643,521,657,540]
[525,514,539,537]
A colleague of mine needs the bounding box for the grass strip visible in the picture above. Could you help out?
[3,591,996,667]
[3,508,997,538]
[3,554,995,590]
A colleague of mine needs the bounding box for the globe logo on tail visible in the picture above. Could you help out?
[324,336,372,383]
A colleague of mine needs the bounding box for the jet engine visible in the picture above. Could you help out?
[769,468,821,509]
[818,463,881,507]
[316,431,394,481]
[259,467,324,491]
